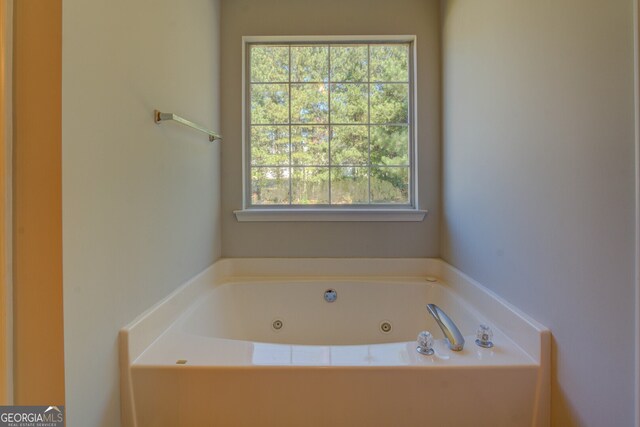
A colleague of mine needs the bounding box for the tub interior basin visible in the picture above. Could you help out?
[179,279,481,346]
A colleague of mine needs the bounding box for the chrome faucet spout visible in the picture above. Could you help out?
[426,304,465,351]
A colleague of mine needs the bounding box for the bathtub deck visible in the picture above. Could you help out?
[134,324,536,368]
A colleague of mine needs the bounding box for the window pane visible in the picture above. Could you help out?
[248,42,413,207]
[251,126,289,166]
[330,125,368,165]
[251,46,289,82]
[370,44,408,82]
[252,167,290,205]
[251,84,289,124]
[331,167,369,204]
[291,46,328,82]
[370,167,409,203]
[370,83,408,124]
[292,167,329,204]
[330,45,368,82]
[331,83,368,124]
[291,84,329,124]
[370,126,408,166]
[291,126,329,165]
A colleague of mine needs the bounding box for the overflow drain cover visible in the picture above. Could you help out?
[324,289,337,303]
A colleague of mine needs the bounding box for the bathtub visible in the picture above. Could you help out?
[120,258,549,427]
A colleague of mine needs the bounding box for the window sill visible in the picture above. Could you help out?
[234,209,428,222]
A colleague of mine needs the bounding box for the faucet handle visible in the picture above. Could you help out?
[475,324,494,348]
[416,331,434,355]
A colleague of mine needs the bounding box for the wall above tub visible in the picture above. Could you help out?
[220,0,441,258]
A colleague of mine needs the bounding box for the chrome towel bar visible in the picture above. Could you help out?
[154,110,222,142]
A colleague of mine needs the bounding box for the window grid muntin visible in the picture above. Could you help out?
[327,45,332,204]
[248,41,412,208]
[287,45,292,204]
[367,44,371,202]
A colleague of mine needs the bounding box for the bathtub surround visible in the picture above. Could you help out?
[62,0,221,426]
[441,0,636,426]
[120,258,549,427]
[220,0,441,257]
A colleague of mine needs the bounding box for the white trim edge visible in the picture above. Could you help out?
[234,209,427,222]
[242,35,416,43]
[242,35,420,211]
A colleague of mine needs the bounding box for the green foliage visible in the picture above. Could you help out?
[331,126,368,165]
[291,84,328,123]
[371,84,408,124]
[331,84,368,123]
[292,167,329,204]
[251,84,288,124]
[249,43,411,205]
[291,126,329,165]
[331,167,369,204]
[251,126,289,166]
[370,45,409,82]
[251,167,290,204]
[370,125,409,166]
[331,46,368,82]
[251,46,289,82]
[371,167,409,203]
[292,46,328,82]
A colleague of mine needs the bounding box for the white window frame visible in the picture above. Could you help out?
[235,35,426,222]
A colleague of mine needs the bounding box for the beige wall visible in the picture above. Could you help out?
[13,0,65,406]
[441,0,635,425]
[220,0,441,257]
[62,0,222,425]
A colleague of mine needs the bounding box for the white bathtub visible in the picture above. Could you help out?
[120,258,549,427]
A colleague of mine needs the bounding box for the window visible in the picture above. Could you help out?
[239,37,424,221]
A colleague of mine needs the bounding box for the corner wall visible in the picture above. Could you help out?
[441,0,636,425]
[62,0,221,425]
[220,0,441,257]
